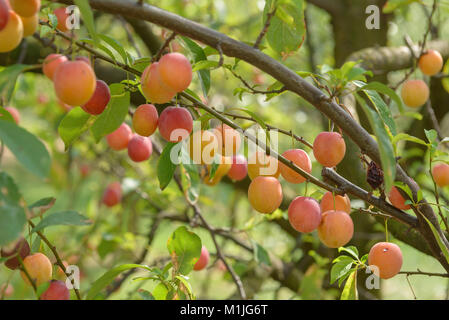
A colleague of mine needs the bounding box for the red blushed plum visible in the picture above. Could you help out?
[128,135,153,162]
[388,186,411,210]
[279,149,312,184]
[43,54,68,80]
[40,280,70,300]
[53,61,97,106]
[0,0,9,31]
[193,246,210,271]
[248,176,283,214]
[368,242,403,279]
[102,182,122,207]
[432,163,449,187]
[158,53,193,92]
[158,106,193,142]
[132,104,158,137]
[1,237,30,270]
[81,80,111,115]
[20,253,52,286]
[320,191,351,214]
[54,7,69,32]
[313,132,346,167]
[213,124,241,157]
[141,62,176,104]
[317,210,354,248]
[227,155,248,181]
[4,106,20,124]
[247,152,280,180]
[288,197,322,233]
[106,123,132,151]
[10,0,40,17]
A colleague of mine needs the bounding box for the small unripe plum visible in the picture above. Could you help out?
[193,246,210,271]
[317,210,354,248]
[132,104,158,137]
[313,132,346,167]
[247,152,280,180]
[401,80,429,108]
[54,60,97,106]
[102,182,122,207]
[0,10,23,53]
[388,186,411,210]
[279,149,312,184]
[0,283,13,297]
[1,237,30,270]
[203,157,232,186]
[19,13,37,37]
[141,62,176,104]
[10,0,40,17]
[127,135,153,162]
[432,163,449,187]
[320,191,351,214]
[227,155,248,181]
[248,176,283,214]
[158,106,193,142]
[20,253,52,286]
[368,242,403,279]
[418,50,443,76]
[4,106,20,124]
[158,53,192,92]
[43,54,68,80]
[106,123,132,151]
[81,80,111,115]
[54,7,69,32]
[188,129,218,165]
[213,124,241,156]
[40,280,70,300]
[288,196,322,233]
[0,0,9,31]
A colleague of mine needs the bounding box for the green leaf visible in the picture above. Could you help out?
[98,34,128,64]
[330,255,354,285]
[87,264,150,300]
[419,214,449,265]
[0,65,28,104]
[383,0,420,13]
[338,246,359,260]
[138,289,155,300]
[363,89,397,136]
[74,0,98,45]
[253,241,271,266]
[58,107,92,150]
[91,84,130,142]
[28,197,56,215]
[175,275,195,299]
[340,269,358,300]
[167,226,202,275]
[80,39,117,63]
[180,37,210,96]
[0,205,26,247]
[31,211,92,233]
[0,107,16,123]
[360,81,404,113]
[0,119,51,178]
[152,282,169,300]
[157,142,179,190]
[392,133,427,147]
[192,60,219,72]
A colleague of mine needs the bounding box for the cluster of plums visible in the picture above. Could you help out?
[401,49,444,108]
[0,237,70,299]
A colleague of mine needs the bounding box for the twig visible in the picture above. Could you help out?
[152,31,176,62]
[253,7,276,49]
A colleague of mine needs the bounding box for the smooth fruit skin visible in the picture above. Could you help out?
[4,106,20,124]
[54,7,69,32]
[247,152,280,180]
[213,124,241,156]
[43,54,68,80]
[158,53,192,92]
[141,62,176,104]
[132,104,158,137]
[10,0,40,17]
[1,237,30,270]
[313,132,346,168]
[432,163,449,187]
[401,80,429,108]
[193,246,210,271]
[318,210,354,248]
[158,106,193,142]
[320,191,351,214]
[81,80,110,115]
[188,130,218,165]
[0,0,9,31]
[40,280,70,300]
[368,242,403,279]
[127,135,153,162]
[20,253,53,286]
[288,197,322,233]
[388,186,411,210]
[53,61,97,106]
[227,155,248,181]
[20,13,38,37]
[106,123,132,151]
[248,176,283,214]
[0,10,23,53]
[418,50,443,76]
[279,149,312,184]
[102,182,122,207]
